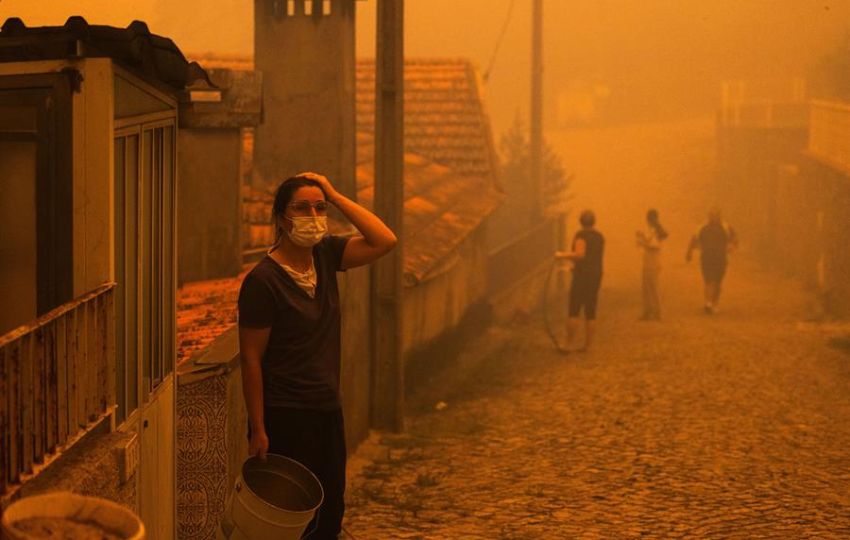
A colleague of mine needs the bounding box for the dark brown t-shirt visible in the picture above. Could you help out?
[573,228,604,279]
[237,235,349,410]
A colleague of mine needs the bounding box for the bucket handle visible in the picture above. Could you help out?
[301,508,320,539]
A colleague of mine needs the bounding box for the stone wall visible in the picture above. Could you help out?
[14,419,137,511]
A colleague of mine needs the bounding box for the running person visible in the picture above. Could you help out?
[556,210,605,352]
[686,207,738,314]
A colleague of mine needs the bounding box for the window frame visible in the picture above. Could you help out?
[114,117,176,422]
[0,73,74,317]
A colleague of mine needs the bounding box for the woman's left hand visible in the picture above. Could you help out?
[296,172,340,203]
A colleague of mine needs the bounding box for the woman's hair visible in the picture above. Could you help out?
[646,208,669,240]
[579,209,596,228]
[271,176,326,241]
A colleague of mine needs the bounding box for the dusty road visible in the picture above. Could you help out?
[343,118,850,538]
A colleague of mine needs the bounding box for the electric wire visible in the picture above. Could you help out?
[482,0,516,83]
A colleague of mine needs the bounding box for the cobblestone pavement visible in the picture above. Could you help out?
[343,119,850,539]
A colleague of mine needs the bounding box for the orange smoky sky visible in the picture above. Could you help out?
[3,1,850,131]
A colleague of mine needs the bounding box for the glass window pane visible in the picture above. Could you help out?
[126,134,139,412]
[0,140,37,336]
[141,128,153,401]
[162,125,174,377]
[0,104,37,133]
[113,137,126,423]
[152,128,162,388]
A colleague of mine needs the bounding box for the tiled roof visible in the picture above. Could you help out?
[240,153,502,286]
[356,154,502,285]
[238,57,503,282]
[189,54,500,183]
[176,270,247,366]
[0,17,209,92]
[189,52,253,72]
[356,59,499,181]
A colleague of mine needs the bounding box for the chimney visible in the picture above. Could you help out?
[253,0,356,197]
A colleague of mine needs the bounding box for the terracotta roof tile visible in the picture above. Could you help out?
[356,59,499,180]
[176,269,248,366]
[190,55,500,182]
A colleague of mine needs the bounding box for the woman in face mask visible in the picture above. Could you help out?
[237,172,397,539]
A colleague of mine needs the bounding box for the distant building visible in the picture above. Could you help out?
[715,79,850,315]
[715,78,809,263]
[790,101,850,315]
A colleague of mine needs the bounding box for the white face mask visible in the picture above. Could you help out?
[286,216,328,247]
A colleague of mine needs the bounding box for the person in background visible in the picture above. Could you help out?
[636,208,668,320]
[555,209,605,353]
[686,207,738,314]
[238,172,397,539]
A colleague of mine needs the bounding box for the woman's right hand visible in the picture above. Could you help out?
[249,429,269,460]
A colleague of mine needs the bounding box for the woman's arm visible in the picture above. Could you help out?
[555,238,587,261]
[685,235,699,262]
[638,230,660,250]
[297,172,397,269]
[239,326,271,459]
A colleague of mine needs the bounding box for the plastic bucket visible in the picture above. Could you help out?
[1,491,145,539]
[218,454,324,540]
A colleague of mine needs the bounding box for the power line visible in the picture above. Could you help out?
[483,0,516,84]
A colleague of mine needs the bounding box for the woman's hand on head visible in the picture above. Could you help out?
[296,172,339,202]
[249,429,269,460]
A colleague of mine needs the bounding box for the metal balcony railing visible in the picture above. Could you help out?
[718,100,809,129]
[0,282,116,497]
[718,79,808,129]
[809,100,850,173]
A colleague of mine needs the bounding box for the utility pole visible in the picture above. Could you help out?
[530,0,544,215]
[371,0,404,432]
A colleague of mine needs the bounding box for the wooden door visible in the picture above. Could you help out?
[139,374,176,539]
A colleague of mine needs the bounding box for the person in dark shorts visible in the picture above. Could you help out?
[238,172,397,539]
[555,209,605,353]
[686,207,738,314]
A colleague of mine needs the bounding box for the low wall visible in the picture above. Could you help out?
[9,418,137,511]
[176,329,246,540]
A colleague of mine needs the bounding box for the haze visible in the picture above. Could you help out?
[4,1,849,132]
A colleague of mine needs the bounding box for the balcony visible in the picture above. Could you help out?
[718,79,808,129]
[0,282,116,498]
[809,100,850,174]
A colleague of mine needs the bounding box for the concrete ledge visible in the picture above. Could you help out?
[9,417,136,510]
[177,326,240,385]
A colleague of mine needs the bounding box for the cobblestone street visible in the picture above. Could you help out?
[343,119,850,538]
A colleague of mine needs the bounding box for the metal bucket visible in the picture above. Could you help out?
[1,491,145,539]
[218,454,324,540]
